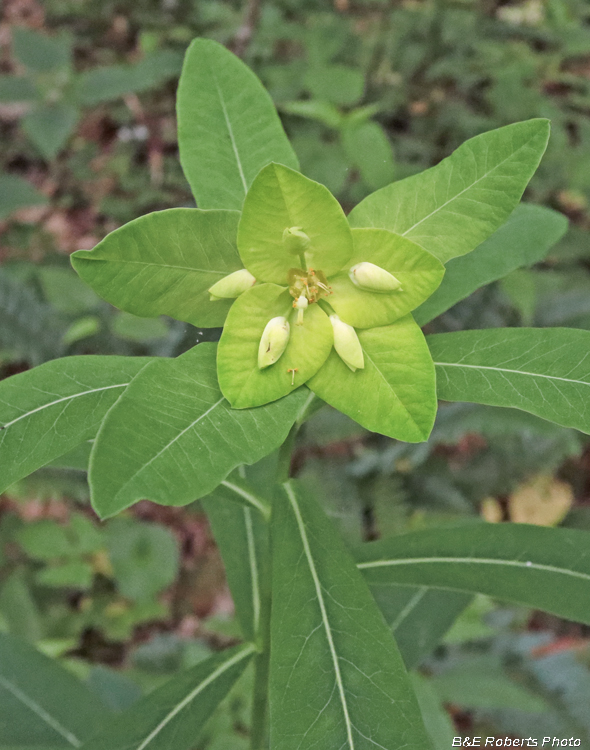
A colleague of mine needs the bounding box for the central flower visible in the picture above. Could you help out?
[207,163,444,416]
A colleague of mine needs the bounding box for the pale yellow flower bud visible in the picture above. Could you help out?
[282,226,311,255]
[294,294,308,325]
[348,262,402,292]
[329,314,364,372]
[258,316,290,369]
[208,269,256,301]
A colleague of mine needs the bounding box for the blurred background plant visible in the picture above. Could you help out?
[2,0,590,745]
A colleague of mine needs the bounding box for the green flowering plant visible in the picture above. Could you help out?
[212,162,444,441]
[6,37,590,750]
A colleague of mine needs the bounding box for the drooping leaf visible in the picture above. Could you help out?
[414,204,568,325]
[237,163,353,283]
[370,584,471,669]
[309,316,437,441]
[356,522,590,624]
[342,121,395,191]
[203,484,270,643]
[71,209,242,328]
[0,175,47,221]
[328,228,445,328]
[0,632,108,748]
[177,38,298,210]
[80,643,255,750]
[348,119,550,263]
[89,343,307,518]
[106,518,179,602]
[269,482,432,749]
[74,50,183,106]
[22,103,79,160]
[217,283,333,409]
[0,355,152,494]
[11,27,71,72]
[0,268,65,363]
[428,327,590,433]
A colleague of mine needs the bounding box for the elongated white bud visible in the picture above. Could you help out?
[349,262,402,292]
[329,314,364,372]
[208,269,256,301]
[258,316,290,369]
[282,226,311,255]
[294,294,308,325]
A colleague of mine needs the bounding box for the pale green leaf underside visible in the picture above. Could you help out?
[329,228,445,328]
[427,327,590,434]
[414,203,568,325]
[177,38,298,210]
[0,356,151,494]
[217,284,333,408]
[89,343,307,518]
[348,119,550,263]
[356,523,590,625]
[309,316,437,441]
[0,633,108,748]
[71,209,241,328]
[80,643,255,750]
[237,163,353,283]
[270,482,431,750]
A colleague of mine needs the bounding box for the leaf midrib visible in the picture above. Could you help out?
[357,556,590,584]
[0,674,81,748]
[285,483,356,749]
[401,130,544,236]
[433,360,590,388]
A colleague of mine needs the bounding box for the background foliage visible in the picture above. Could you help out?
[2,0,590,745]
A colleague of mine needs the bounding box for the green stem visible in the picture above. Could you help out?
[250,628,271,749]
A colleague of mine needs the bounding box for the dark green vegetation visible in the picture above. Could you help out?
[2,0,590,746]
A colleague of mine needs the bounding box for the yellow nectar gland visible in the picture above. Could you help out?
[287,267,332,306]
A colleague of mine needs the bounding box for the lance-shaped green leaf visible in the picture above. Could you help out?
[217,284,333,408]
[237,163,353,283]
[309,316,437,441]
[427,327,590,434]
[270,482,432,750]
[177,38,298,210]
[0,633,108,748]
[349,119,550,263]
[71,209,242,328]
[414,204,568,325]
[90,343,307,518]
[0,356,152,494]
[356,523,590,625]
[80,643,255,750]
[370,585,471,669]
[203,484,270,643]
[329,228,445,328]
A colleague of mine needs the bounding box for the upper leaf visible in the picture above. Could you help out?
[177,38,298,210]
[428,327,590,434]
[328,228,445,328]
[0,632,108,747]
[71,209,242,328]
[269,482,432,750]
[80,643,255,750]
[356,523,590,625]
[0,355,151,494]
[237,163,353,283]
[89,343,307,518]
[309,316,437,441]
[217,283,333,408]
[348,119,550,263]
